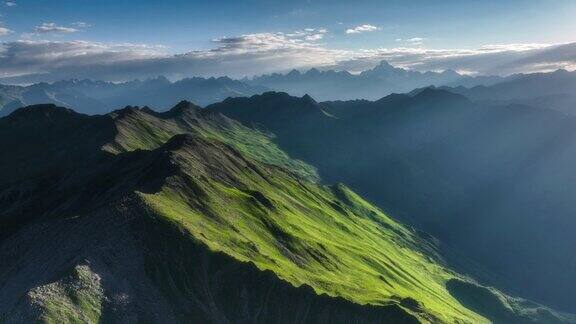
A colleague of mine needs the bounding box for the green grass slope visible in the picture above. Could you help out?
[139,134,573,323]
[0,104,573,323]
[139,136,478,323]
[103,101,317,181]
[208,91,576,315]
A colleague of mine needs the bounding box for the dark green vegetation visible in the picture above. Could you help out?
[1,103,570,323]
[209,89,576,315]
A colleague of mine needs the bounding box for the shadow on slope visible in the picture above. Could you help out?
[446,279,572,324]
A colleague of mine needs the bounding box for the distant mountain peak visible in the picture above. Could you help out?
[412,87,470,104]
[359,60,404,78]
[145,75,171,84]
[287,69,302,77]
[441,69,461,77]
[305,68,321,76]
[374,60,396,70]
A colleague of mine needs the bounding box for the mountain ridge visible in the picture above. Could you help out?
[2,102,572,323]
[0,76,268,116]
[246,60,506,101]
[0,60,510,117]
[203,89,576,314]
[417,69,576,115]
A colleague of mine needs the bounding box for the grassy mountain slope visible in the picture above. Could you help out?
[103,101,317,181]
[208,90,576,316]
[0,103,572,323]
[139,135,481,323]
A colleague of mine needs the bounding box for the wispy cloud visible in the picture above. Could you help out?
[396,37,425,46]
[0,29,574,84]
[0,26,11,36]
[71,21,91,28]
[331,43,568,75]
[345,24,380,34]
[0,30,344,82]
[4,1,16,7]
[305,34,324,41]
[0,40,166,80]
[34,22,79,34]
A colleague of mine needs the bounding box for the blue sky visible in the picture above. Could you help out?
[1,0,576,82]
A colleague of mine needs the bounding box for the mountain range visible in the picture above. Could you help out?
[3,62,576,323]
[6,61,576,121]
[4,61,574,119]
[207,89,576,315]
[0,76,267,117]
[0,61,510,117]
[1,99,574,323]
[246,61,506,101]
[417,69,576,116]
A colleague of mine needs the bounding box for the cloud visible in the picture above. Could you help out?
[305,34,324,41]
[330,43,574,75]
[0,40,167,81]
[211,31,325,53]
[0,30,574,84]
[396,37,425,46]
[0,30,346,83]
[0,26,11,36]
[71,22,91,28]
[4,1,16,7]
[34,22,79,34]
[345,24,380,34]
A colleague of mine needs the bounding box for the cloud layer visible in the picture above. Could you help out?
[34,23,79,34]
[0,27,11,36]
[0,30,574,83]
[345,24,380,34]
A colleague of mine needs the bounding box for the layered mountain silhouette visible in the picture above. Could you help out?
[0,60,510,117]
[0,76,268,117]
[207,90,576,315]
[1,102,571,323]
[246,61,505,101]
[4,63,574,120]
[423,69,576,115]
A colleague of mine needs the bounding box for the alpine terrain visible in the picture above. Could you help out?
[1,102,572,323]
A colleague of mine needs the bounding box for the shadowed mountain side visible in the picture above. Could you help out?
[0,101,315,242]
[0,105,461,322]
[419,69,576,116]
[3,104,570,322]
[0,195,418,324]
[207,90,576,314]
[445,279,571,324]
[0,106,429,322]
